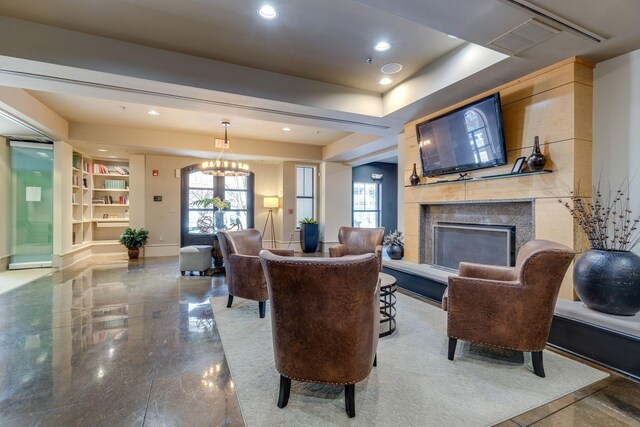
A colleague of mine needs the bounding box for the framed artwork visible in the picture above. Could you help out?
[511,156,526,174]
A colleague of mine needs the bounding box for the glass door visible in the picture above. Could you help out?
[9,141,54,269]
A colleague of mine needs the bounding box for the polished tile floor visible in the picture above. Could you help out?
[0,257,638,426]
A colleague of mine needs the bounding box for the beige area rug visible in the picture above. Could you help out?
[210,294,608,426]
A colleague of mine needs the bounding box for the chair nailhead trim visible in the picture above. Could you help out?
[282,374,368,385]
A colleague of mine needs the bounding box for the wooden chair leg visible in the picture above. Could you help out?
[277,375,291,408]
[448,337,457,360]
[373,354,377,367]
[226,295,234,308]
[259,301,266,318]
[345,384,355,418]
[532,351,545,378]
[180,271,185,276]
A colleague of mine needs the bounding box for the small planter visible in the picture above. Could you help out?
[386,244,404,260]
[128,248,140,260]
[574,249,640,316]
[300,223,319,253]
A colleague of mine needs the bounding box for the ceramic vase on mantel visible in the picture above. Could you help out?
[526,136,547,171]
[574,249,640,316]
[409,163,420,186]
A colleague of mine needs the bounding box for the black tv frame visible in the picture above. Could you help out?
[416,93,508,177]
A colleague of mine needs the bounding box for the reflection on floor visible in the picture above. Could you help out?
[0,257,241,426]
[0,256,638,426]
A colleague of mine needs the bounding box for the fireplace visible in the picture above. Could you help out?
[420,200,534,270]
[433,223,516,270]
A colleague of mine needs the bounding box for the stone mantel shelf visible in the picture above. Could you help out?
[405,169,552,188]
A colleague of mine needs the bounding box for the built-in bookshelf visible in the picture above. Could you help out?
[89,160,130,242]
[71,153,131,247]
[72,152,89,246]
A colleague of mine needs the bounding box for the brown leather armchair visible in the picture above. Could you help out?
[329,226,385,271]
[259,251,380,418]
[443,239,574,377]
[217,229,294,318]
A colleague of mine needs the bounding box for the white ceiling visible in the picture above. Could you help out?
[0,0,464,93]
[1,0,640,164]
[27,90,349,146]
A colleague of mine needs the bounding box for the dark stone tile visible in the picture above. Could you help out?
[1,380,150,426]
[512,377,614,426]
[145,371,243,427]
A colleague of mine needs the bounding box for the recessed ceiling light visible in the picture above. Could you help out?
[282,127,291,132]
[98,149,108,152]
[379,77,393,86]
[381,63,403,74]
[147,110,160,116]
[108,156,117,159]
[374,41,391,51]
[258,5,277,19]
[448,34,458,39]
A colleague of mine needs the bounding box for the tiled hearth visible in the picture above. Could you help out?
[419,200,534,266]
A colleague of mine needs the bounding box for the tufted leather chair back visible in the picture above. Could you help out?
[338,227,385,255]
[260,251,380,385]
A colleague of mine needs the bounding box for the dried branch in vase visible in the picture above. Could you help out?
[559,181,640,251]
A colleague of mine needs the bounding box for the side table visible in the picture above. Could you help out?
[378,272,397,337]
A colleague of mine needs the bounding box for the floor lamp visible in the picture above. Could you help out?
[261,196,279,248]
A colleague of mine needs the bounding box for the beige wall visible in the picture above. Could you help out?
[52,140,73,266]
[319,161,352,251]
[403,57,594,300]
[144,155,281,256]
[0,137,9,269]
[593,49,640,256]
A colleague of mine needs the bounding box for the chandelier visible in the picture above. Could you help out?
[201,121,250,176]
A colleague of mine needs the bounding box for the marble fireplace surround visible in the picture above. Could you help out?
[419,200,534,266]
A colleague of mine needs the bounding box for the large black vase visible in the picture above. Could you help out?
[300,223,319,253]
[386,244,404,260]
[574,250,640,316]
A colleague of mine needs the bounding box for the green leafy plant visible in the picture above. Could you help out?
[119,227,149,249]
[193,196,230,211]
[383,230,404,247]
[299,217,318,225]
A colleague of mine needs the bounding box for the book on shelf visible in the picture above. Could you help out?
[72,154,79,169]
[82,178,88,188]
[72,193,76,203]
[103,179,127,189]
[96,195,128,205]
[72,175,79,186]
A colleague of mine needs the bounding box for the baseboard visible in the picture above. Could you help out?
[145,244,180,257]
[0,254,9,272]
[548,315,640,381]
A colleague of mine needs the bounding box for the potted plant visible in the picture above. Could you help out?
[299,217,319,253]
[384,230,405,260]
[119,227,149,260]
[560,182,640,315]
[193,196,230,231]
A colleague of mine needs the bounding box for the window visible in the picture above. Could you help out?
[224,175,249,231]
[353,182,381,228]
[181,165,254,247]
[296,166,315,226]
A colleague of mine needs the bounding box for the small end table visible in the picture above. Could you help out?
[378,272,397,337]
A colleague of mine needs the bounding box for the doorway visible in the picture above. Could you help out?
[8,141,54,269]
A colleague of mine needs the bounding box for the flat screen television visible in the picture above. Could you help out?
[416,93,507,177]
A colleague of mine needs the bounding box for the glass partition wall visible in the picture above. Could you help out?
[9,141,54,269]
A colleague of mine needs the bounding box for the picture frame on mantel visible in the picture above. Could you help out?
[511,156,526,174]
